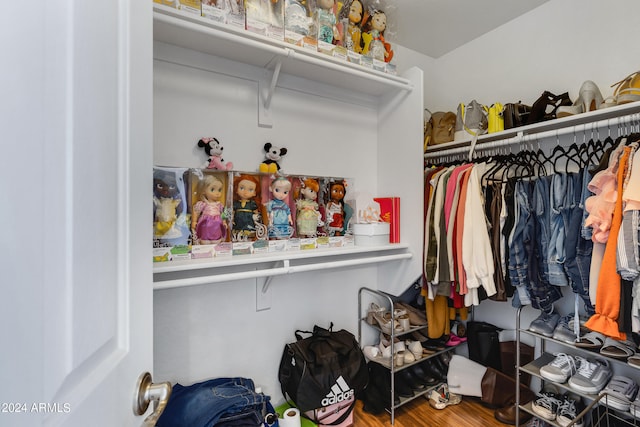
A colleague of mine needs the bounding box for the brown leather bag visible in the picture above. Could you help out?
[424,110,456,149]
[480,367,535,408]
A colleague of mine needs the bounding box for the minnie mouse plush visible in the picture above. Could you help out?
[197,137,234,170]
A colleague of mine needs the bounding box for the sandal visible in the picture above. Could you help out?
[574,330,606,350]
[612,70,640,105]
[600,337,636,359]
[628,354,640,370]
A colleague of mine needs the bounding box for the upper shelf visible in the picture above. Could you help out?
[424,100,640,157]
[153,4,413,96]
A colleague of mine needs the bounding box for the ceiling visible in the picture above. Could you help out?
[390,0,548,58]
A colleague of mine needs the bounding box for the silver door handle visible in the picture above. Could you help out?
[133,372,172,427]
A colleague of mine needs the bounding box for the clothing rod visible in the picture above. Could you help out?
[424,111,640,160]
[153,253,412,290]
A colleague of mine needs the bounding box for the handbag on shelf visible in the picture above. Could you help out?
[454,100,488,142]
[487,102,504,133]
[424,109,457,150]
[503,101,532,129]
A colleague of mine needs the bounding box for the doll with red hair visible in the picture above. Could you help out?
[232,174,267,240]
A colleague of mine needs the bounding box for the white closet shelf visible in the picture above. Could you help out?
[153,4,413,96]
[424,100,640,158]
[153,244,411,290]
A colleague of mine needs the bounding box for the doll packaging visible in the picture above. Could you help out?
[321,177,355,247]
[245,0,285,41]
[202,0,245,26]
[284,0,315,49]
[188,169,233,258]
[314,0,346,59]
[154,0,178,7]
[230,172,269,255]
[178,0,202,15]
[263,175,299,252]
[153,166,192,261]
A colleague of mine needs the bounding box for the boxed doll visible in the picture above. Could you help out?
[284,0,315,49]
[340,0,364,64]
[263,176,297,251]
[314,0,346,58]
[201,0,246,28]
[290,176,324,249]
[245,0,285,41]
[188,169,232,258]
[230,172,269,254]
[178,0,202,15]
[321,177,354,240]
[153,167,191,260]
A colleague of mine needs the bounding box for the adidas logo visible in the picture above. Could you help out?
[321,376,354,406]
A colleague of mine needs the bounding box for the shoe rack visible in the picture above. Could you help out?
[514,306,640,427]
[358,287,463,425]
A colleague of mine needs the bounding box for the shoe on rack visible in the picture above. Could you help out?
[599,375,639,412]
[528,309,561,337]
[531,389,563,420]
[394,302,428,326]
[567,357,612,394]
[539,353,583,383]
[393,371,415,398]
[527,91,572,124]
[407,363,439,386]
[556,81,603,118]
[552,315,586,344]
[406,340,424,361]
[574,330,606,350]
[556,393,585,427]
[427,383,461,410]
[366,302,386,325]
[397,369,426,392]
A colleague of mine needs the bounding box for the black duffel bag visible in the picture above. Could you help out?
[278,323,368,413]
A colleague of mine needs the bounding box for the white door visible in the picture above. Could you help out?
[2,2,154,426]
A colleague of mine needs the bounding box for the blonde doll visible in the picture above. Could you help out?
[191,174,227,244]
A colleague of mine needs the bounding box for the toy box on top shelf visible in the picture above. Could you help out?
[245,0,285,41]
[262,175,298,252]
[340,0,364,65]
[314,0,347,60]
[154,0,177,7]
[284,0,315,49]
[153,166,191,261]
[360,0,395,71]
[321,177,355,248]
[202,0,245,27]
[188,169,233,259]
[230,172,269,255]
[178,0,202,15]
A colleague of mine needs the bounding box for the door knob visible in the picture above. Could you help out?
[133,372,172,427]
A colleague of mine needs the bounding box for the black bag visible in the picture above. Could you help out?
[278,323,368,413]
[503,102,531,129]
[466,321,502,371]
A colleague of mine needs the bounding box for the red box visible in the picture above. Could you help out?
[373,197,400,243]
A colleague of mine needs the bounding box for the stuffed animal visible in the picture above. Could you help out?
[259,142,288,174]
[197,137,233,170]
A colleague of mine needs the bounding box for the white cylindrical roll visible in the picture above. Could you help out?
[279,407,301,427]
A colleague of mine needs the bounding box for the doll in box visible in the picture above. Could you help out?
[153,169,185,241]
[266,177,294,239]
[326,180,347,236]
[295,178,322,237]
[361,8,393,62]
[232,174,267,240]
[316,0,341,44]
[191,173,227,244]
[340,0,363,53]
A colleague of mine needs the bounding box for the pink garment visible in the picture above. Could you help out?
[454,168,473,297]
[584,144,624,243]
[444,164,472,231]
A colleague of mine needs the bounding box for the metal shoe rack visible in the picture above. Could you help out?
[358,287,461,425]
[514,305,640,427]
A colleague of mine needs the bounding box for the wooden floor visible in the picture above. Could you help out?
[353,395,509,427]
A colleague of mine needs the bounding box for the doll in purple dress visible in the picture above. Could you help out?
[191,174,227,244]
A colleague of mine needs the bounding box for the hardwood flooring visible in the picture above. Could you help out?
[352,395,509,427]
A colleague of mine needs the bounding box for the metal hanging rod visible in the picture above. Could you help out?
[424,105,640,161]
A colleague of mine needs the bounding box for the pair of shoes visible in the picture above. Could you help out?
[556,81,604,118]
[556,393,586,427]
[574,330,605,350]
[599,375,639,412]
[567,357,612,394]
[552,315,587,344]
[396,369,426,393]
[611,70,640,105]
[445,333,467,346]
[427,383,462,410]
[371,309,403,335]
[407,363,439,387]
[531,389,564,420]
[600,337,637,360]
[527,91,572,124]
[539,353,584,383]
[528,309,561,337]
[406,340,424,361]
[394,301,428,326]
[366,302,386,325]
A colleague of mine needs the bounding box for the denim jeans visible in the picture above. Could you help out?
[157,377,273,427]
[563,170,595,315]
[548,173,569,286]
[534,176,552,284]
[509,179,535,308]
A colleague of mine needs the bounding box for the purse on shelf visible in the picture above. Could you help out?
[424,109,457,150]
[503,101,532,130]
[487,102,504,134]
[454,100,488,142]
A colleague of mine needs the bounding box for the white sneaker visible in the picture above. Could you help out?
[531,391,563,420]
[568,358,612,394]
[540,353,582,383]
